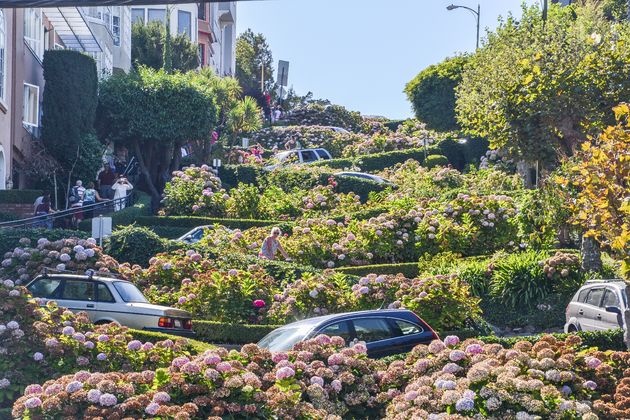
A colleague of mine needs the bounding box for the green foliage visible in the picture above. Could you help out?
[136,216,290,231]
[128,329,215,354]
[235,29,275,95]
[283,104,365,132]
[424,154,448,169]
[490,251,548,308]
[106,225,171,267]
[478,328,626,352]
[41,50,101,185]
[79,191,152,230]
[192,320,280,344]
[131,21,198,72]
[334,262,420,278]
[311,147,433,172]
[0,189,42,204]
[219,164,263,188]
[456,2,630,163]
[405,55,468,131]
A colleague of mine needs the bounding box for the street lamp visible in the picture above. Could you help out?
[447,3,480,50]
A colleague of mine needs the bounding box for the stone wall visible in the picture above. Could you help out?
[0,203,33,217]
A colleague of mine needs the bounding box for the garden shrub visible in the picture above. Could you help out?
[424,154,448,168]
[136,215,290,231]
[335,262,420,278]
[311,146,437,172]
[478,328,626,352]
[128,329,215,354]
[0,228,90,256]
[490,251,548,308]
[283,103,364,132]
[249,125,357,156]
[192,320,280,344]
[218,164,263,188]
[0,189,42,204]
[106,225,171,267]
[162,165,222,216]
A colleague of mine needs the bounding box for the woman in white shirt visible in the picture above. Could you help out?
[111,177,133,211]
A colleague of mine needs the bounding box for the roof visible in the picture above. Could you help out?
[276,309,417,330]
[34,272,130,284]
[43,7,102,52]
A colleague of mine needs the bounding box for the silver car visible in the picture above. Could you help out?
[26,273,194,336]
[564,279,627,332]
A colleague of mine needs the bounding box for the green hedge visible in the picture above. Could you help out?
[219,165,263,189]
[193,320,280,345]
[136,216,292,232]
[0,228,90,256]
[425,154,449,169]
[311,147,437,172]
[212,252,319,283]
[79,191,152,231]
[128,329,215,354]
[330,206,391,223]
[147,226,192,239]
[0,189,42,204]
[478,328,625,351]
[335,263,420,278]
[106,225,174,267]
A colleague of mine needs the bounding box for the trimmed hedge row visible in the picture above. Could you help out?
[311,147,436,172]
[0,228,90,256]
[478,328,626,352]
[335,263,420,278]
[193,320,280,345]
[0,189,43,204]
[135,216,293,232]
[128,329,216,354]
[79,191,152,231]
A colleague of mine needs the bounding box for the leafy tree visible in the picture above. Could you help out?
[131,22,198,72]
[405,55,468,132]
[456,2,630,164]
[558,104,630,277]
[282,88,331,112]
[96,67,217,203]
[41,50,102,202]
[235,29,275,97]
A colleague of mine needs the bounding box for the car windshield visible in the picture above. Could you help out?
[113,281,148,303]
[258,326,310,352]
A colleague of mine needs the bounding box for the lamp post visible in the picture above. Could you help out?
[447,3,480,50]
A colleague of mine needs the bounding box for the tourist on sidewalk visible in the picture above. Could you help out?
[111,176,133,211]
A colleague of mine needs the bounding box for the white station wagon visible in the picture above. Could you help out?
[26,272,194,336]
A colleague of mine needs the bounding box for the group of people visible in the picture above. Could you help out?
[31,165,134,230]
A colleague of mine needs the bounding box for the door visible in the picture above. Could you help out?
[580,288,605,331]
[58,279,97,320]
[387,318,434,354]
[27,277,63,304]
[315,149,331,160]
[316,321,353,344]
[600,288,623,330]
[350,317,397,358]
[94,282,120,325]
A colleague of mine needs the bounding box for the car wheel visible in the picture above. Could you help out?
[94,320,114,326]
[567,324,578,333]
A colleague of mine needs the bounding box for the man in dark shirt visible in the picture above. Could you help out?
[97,165,116,199]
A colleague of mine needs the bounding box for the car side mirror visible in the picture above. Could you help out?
[605,306,621,315]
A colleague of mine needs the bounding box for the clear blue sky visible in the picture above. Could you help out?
[236,0,539,119]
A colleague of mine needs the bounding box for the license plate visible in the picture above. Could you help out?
[174,319,182,328]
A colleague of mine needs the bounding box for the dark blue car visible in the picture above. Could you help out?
[257,309,439,358]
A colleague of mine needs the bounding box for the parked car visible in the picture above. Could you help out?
[257,309,438,358]
[334,171,395,186]
[26,272,194,336]
[564,279,627,333]
[264,148,332,170]
[177,225,211,244]
[328,126,350,134]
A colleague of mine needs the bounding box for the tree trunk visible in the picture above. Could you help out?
[580,235,602,274]
[133,139,160,202]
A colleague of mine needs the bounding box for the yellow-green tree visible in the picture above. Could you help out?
[560,104,630,277]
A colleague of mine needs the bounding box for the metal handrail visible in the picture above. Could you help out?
[0,193,134,229]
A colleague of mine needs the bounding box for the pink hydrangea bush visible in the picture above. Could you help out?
[0,237,119,283]
[12,336,386,419]
[161,165,223,216]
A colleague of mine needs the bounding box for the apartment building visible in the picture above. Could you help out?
[0,6,131,190]
[131,2,236,76]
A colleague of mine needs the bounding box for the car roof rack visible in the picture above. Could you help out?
[584,278,626,284]
[41,267,127,281]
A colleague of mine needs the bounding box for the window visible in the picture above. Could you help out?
[602,289,619,308]
[28,278,62,298]
[178,10,191,38]
[61,280,95,301]
[319,322,353,342]
[198,2,207,20]
[112,15,120,46]
[316,149,331,160]
[97,283,115,303]
[352,318,395,342]
[393,319,423,336]
[198,43,205,65]
[148,8,166,24]
[113,281,148,303]
[585,288,605,307]
[301,150,318,163]
[24,8,44,60]
[0,10,5,102]
[23,83,39,127]
[577,288,590,303]
[131,8,144,24]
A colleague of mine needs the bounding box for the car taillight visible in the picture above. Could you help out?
[183,319,192,330]
[158,317,174,328]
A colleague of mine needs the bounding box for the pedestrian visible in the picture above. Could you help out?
[273,106,282,122]
[251,143,264,163]
[259,227,290,261]
[97,164,116,199]
[69,180,86,226]
[33,190,50,214]
[284,136,296,150]
[111,176,133,211]
[34,196,54,229]
[83,182,104,219]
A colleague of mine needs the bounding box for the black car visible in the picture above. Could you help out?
[257,309,439,358]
